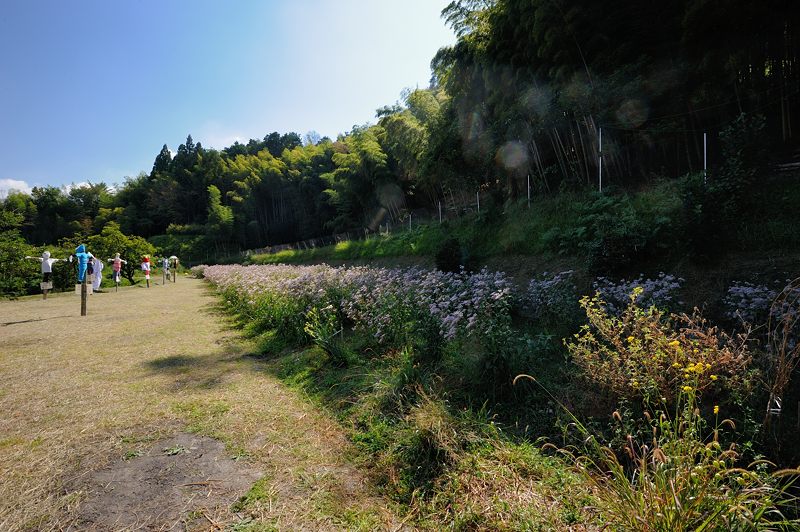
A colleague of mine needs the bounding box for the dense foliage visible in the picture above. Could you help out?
[2,0,797,270]
[200,263,800,528]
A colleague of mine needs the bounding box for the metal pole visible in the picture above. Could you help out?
[476,191,480,214]
[438,201,442,223]
[598,127,603,193]
[409,212,412,231]
[703,132,707,183]
[527,174,531,208]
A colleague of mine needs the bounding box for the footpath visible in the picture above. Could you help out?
[0,278,400,531]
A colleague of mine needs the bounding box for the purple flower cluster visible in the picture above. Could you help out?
[723,282,778,324]
[724,281,800,326]
[344,267,513,342]
[190,264,207,278]
[593,272,684,314]
[201,264,515,345]
[525,271,577,321]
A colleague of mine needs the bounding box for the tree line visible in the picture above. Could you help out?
[2,0,798,266]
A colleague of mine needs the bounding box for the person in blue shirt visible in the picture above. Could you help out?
[74,244,93,283]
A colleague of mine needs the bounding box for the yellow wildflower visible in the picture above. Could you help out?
[714,405,720,415]
[669,340,680,348]
[672,362,681,368]
[682,385,693,393]
[627,336,635,343]
[710,374,718,381]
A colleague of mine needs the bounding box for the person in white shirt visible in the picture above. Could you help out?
[24,251,63,298]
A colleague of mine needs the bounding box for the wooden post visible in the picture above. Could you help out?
[80,278,87,316]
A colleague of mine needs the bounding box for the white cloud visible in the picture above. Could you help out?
[195,121,247,150]
[0,178,32,199]
[61,181,90,193]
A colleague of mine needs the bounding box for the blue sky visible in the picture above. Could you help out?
[0,0,455,194]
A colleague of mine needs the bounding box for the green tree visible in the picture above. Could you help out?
[0,209,38,296]
[205,185,233,253]
[151,144,172,176]
[88,222,155,284]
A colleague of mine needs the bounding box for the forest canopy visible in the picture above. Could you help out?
[3,0,798,262]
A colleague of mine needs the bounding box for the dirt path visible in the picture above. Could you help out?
[0,279,400,531]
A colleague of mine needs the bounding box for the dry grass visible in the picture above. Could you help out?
[0,279,399,530]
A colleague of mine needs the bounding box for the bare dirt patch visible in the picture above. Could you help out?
[72,433,261,531]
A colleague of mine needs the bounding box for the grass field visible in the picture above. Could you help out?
[0,278,399,530]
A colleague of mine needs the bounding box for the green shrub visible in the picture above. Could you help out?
[555,192,673,273]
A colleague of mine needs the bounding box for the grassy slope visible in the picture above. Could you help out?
[250,172,800,297]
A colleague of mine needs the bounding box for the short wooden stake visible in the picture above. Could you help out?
[80,278,87,316]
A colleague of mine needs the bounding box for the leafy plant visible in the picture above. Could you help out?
[304,305,348,366]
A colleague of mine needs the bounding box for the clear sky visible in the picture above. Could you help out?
[0,0,455,194]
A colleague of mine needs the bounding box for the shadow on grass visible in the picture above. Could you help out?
[142,341,261,391]
[146,355,199,370]
[2,315,72,326]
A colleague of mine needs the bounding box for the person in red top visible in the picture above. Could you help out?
[107,253,127,289]
[141,256,151,288]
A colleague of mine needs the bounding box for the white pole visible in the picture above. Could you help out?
[703,132,707,183]
[476,191,480,214]
[527,174,531,208]
[598,127,603,193]
[438,201,442,223]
